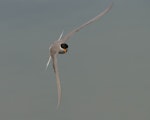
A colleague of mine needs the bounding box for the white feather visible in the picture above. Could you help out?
[58,30,64,41]
[46,56,51,70]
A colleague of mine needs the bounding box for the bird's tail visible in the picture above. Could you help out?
[46,56,51,70]
[58,30,64,41]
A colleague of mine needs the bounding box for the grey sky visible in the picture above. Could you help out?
[0,0,150,120]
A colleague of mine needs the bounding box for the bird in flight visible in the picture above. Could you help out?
[46,2,113,108]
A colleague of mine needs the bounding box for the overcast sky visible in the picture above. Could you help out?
[0,0,150,120]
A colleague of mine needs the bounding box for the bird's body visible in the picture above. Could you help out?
[46,2,113,108]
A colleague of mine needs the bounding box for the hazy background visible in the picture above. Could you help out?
[0,0,150,120]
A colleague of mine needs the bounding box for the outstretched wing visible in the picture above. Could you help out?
[52,54,62,109]
[60,2,113,43]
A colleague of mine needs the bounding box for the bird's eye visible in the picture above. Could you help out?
[61,43,68,49]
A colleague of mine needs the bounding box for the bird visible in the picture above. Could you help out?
[46,2,113,108]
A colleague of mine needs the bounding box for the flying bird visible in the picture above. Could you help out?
[46,2,113,108]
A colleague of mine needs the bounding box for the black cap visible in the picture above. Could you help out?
[61,43,68,49]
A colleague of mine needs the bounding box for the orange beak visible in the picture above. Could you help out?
[64,49,67,53]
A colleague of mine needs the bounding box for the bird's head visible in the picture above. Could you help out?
[59,43,68,54]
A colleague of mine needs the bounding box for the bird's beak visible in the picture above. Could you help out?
[64,48,67,53]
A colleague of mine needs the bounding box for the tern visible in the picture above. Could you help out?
[46,3,113,108]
